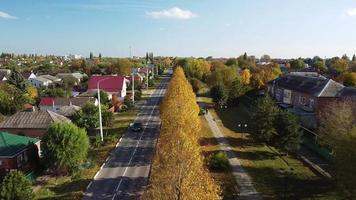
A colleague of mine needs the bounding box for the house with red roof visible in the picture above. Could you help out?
[87,75,127,99]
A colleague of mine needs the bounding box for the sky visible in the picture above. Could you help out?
[1,0,356,58]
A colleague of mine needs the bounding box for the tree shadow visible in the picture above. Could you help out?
[232,150,279,161]
[240,166,337,200]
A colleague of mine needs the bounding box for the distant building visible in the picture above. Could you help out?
[0,132,40,176]
[56,72,87,84]
[0,111,71,139]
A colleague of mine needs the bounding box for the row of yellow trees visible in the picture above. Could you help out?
[144,67,221,200]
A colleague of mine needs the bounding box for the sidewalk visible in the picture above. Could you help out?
[204,112,262,200]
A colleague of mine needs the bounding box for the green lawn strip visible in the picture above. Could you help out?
[209,104,339,200]
[35,110,138,200]
[200,116,238,200]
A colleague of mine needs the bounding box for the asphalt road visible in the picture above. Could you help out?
[83,75,169,200]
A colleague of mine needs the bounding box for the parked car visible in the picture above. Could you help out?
[130,122,143,132]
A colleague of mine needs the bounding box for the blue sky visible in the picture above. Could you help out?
[1,0,356,58]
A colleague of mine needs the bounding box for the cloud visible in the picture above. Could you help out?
[146,7,197,20]
[347,8,356,16]
[0,11,17,19]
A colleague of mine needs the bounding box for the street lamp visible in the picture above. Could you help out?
[237,123,248,147]
[97,77,111,142]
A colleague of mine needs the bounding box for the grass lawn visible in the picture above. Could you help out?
[35,109,138,200]
[199,116,238,200]
[209,104,339,200]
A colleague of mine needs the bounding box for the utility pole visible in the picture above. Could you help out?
[132,71,135,104]
[129,46,132,58]
[97,84,103,142]
[97,78,111,142]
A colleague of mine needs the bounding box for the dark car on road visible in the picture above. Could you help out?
[131,122,143,132]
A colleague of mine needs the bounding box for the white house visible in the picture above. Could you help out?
[29,77,53,88]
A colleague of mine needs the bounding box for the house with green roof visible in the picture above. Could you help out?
[0,132,40,176]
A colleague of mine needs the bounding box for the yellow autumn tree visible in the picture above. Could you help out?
[240,68,252,85]
[144,67,221,200]
[25,85,38,100]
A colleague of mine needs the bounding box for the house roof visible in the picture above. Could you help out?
[269,74,344,97]
[38,75,61,82]
[39,97,96,107]
[0,132,39,157]
[21,72,34,79]
[0,111,70,129]
[336,87,356,97]
[31,76,52,83]
[0,71,7,80]
[87,75,125,93]
[58,105,81,117]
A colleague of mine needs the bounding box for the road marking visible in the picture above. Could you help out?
[113,81,166,198]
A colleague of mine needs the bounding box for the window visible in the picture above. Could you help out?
[309,99,315,108]
[299,96,306,105]
[17,152,28,167]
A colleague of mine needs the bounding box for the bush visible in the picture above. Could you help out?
[208,152,230,172]
[124,96,134,109]
[0,170,35,200]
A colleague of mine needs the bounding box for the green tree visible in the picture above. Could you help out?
[289,58,305,70]
[42,123,89,174]
[94,90,110,107]
[206,67,238,88]
[43,88,65,97]
[275,110,302,152]
[352,54,356,62]
[0,84,30,115]
[319,101,356,198]
[74,103,113,130]
[210,84,228,105]
[228,79,248,100]
[343,72,356,87]
[210,60,226,71]
[225,58,238,67]
[89,52,93,60]
[109,59,132,75]
[331,58,349,74]
[260,54,271,62]
[7,69,27,92]
[312,60,327,73]
[124,96,134,109]
[74,103,99,130]
[252,95,279,142]
[184,59,211,80]
[0,170,34,200]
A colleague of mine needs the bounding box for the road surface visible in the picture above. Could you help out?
[83,76,169,200]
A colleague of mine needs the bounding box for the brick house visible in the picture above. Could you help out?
[268,73,345,113]
[268,73,356,129]
[0,132,40,176]
[0,111,71,139]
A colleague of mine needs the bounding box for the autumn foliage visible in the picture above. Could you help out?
[144,67,221,200]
